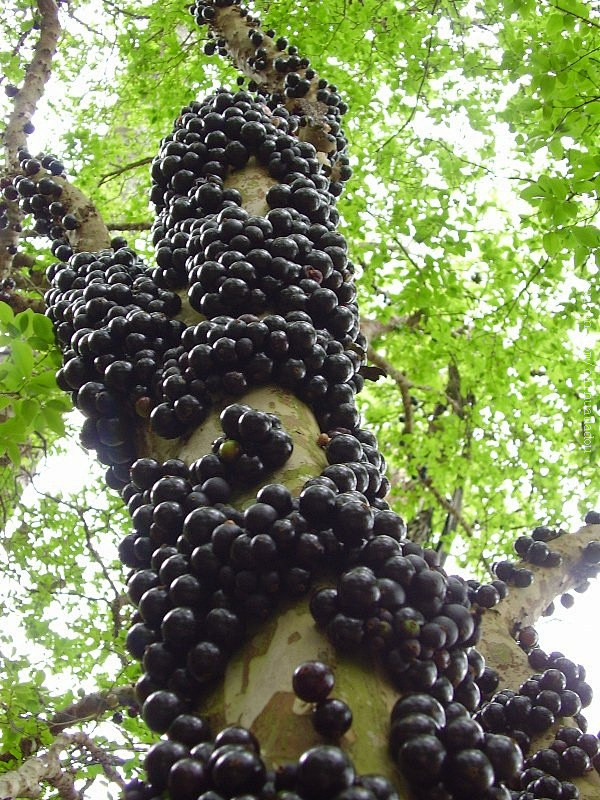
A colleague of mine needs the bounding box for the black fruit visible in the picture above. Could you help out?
[296,746,355,800]
[292,661,335,702]
[312,698,352,738]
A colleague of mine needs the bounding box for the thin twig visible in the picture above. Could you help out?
[551,3,600,30]
[28,484,121,604]
[367,346,415,434]
[102,0,151,19]
[376,1,439,153]
[98,156,153,186]
[417,472,485,557]
[20,220,153,237]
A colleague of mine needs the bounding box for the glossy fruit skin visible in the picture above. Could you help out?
[292,661,335,702]
[167,714,212,746]
[397,734,446,787]
[296,746,355,800]
[210,747,266,796]
[142,690,185,733]
[391,693,446,728]
[168,758,208,800]
[483,733,523,782]
[312,698,353,738]
[144,741,189,790]
[444,749,495,797]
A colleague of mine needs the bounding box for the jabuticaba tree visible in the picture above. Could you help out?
[1,1,600,799]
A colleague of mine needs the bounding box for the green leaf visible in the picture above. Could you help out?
[18,398,39,425]
[15,309,34,335]
[10,340,34,378]
[32,314,55,342]
[5,441,21,466]
[0,302,14,325]
[542,231,562,257]
[41,408,66,435]
[546,13,565,34]
[572,226,600,247]
[520,184,544,202]
[29,371,60,391]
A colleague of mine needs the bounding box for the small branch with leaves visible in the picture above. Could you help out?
[0,731,126,800]
[1,0,61,276]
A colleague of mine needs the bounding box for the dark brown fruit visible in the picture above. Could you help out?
[292,661,335,702]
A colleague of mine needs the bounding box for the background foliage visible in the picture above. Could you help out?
[0,0,598,795]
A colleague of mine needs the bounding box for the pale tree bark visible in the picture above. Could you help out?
[0,732,125,800]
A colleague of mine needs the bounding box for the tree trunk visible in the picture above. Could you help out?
[3,0,600,798]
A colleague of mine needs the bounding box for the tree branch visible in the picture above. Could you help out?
[1,0,60,277]
[360,311,425,342]
[50,174,112,253]
[0,686,136,765]
[2,0,60,171]
[366,346,415,433]
[1,0,112,277]
[48,686,136,736]
[0,732,125,800]
[202,7,341,165]
[98,156,153,186]
[484,523,600,642]
[0,294,46,314]
[479,523,600,799]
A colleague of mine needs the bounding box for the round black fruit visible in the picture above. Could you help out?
[312,699,353,738]
[292,661,335,702]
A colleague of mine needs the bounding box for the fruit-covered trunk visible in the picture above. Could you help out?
[2,1,600,800]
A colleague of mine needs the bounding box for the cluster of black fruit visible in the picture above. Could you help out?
[517,723,600,797]
[0,149,73,259]
[124,712,399,800]
[387,691,523,799]
[476,662,590,748]
[44,247,185,487]
[513,525,566,570]
[495,522,600,595]
[191,0,350,169]
[33,0,600,798]
[148,306,366,440]
[148,88,351,289]
[381,658,595,799]
[120,442,411,720]
[205,402,293,486]
[38,78,366,454]
[310,549,497,710]
[194,0,351,118]
[292,660,353,739]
